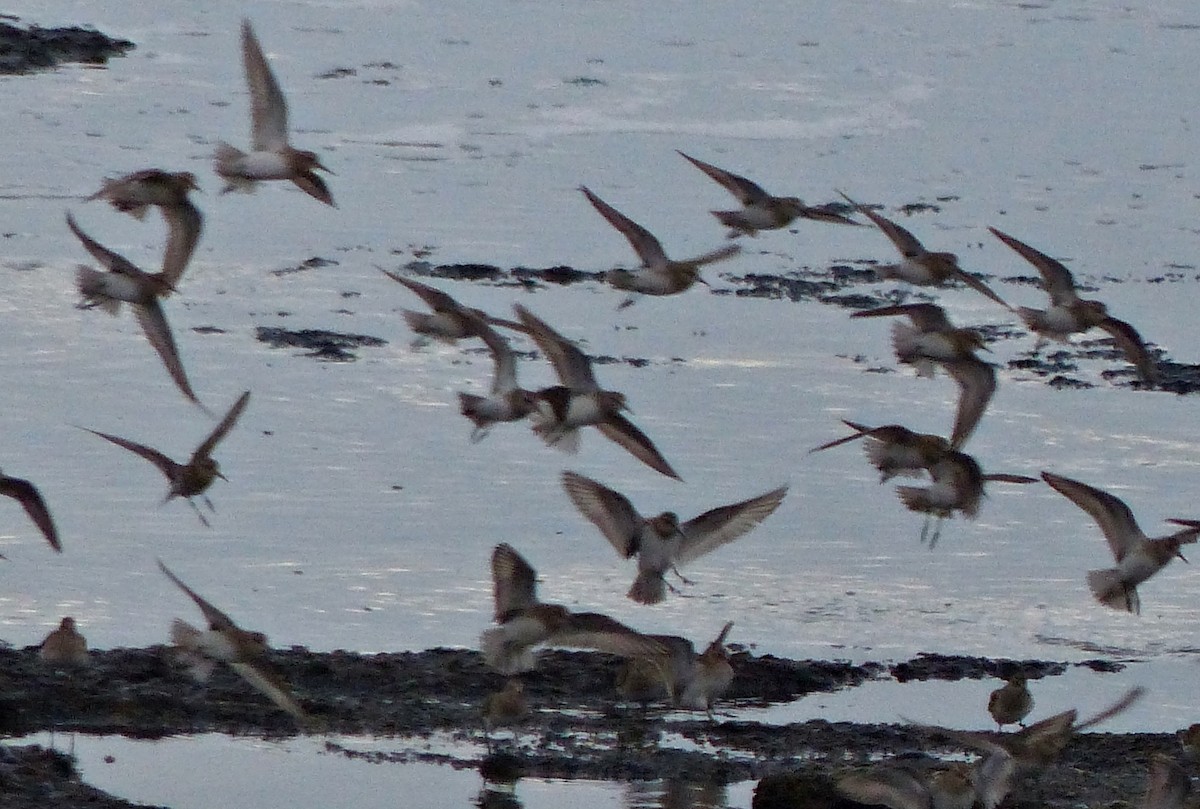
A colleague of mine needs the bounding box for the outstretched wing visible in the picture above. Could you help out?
[560,471,644,558]
[677,486,788,565]
[241,19,290,151]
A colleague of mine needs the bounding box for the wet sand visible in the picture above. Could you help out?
[3,645,1183,809]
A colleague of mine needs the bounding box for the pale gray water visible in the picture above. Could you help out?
[3,0,1200,804]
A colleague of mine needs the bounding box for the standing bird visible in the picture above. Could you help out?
[1041,471,1199,613]
[987,674,1033,730]
[579,185,740,308]
[561,471,787,604]
[480,543,665,675]
[481,678,530,751]
[379,270,523,346]
[66,212,206,410]
[836,763,979,809]
[618,622,736,717]
[989,227,1157,383]
[840,193,1011,309]
[215,19,334,206]
[515,304,681,480]
[38,617,89,666]
[456,311,537,442]
[158,559,307,722]
[676,150,859,238]
[87,169,203,290]
[80,390,250,527]
[809,421,951,483]
[0,470,61,553]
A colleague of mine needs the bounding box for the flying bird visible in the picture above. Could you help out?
[80,390,250,526]
[515,304,681,480]
[809,421,951,483]
[214,19,334,206]
[1041,471,1199,613]
[158,558,307,722]
[989,226,1157,383]
[840,193,1011,309]
[456,310,537,442]
[0,470,61,553]
[480,543,665,675]
[676,150,859,237]
[87,169,203,291]
[579,185,740,308]
[379,269,523,346]
[66,212,206,410]
[561,471,786,603]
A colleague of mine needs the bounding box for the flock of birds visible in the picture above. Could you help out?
[10,14,1194,809]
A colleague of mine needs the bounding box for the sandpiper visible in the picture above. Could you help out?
[0,469,61,553]
[579,185,740,308]
[1142,754,1191,809]
[561,471,786,604]
[895,448,1036,545]
[989,227,1157,383]
[514,304,681,480]
[158,559,307,722]
[87,169,203,290]
[836,762,979,809]
[927,686,1144,770]
[1041,471,1199,614]
[80,390,250,527]
[215,19,334,206]
[851,303,996,448]
[456,310,537,442]
[38,617,88,666]
[676,150,859,237]
[482,678,530,751]
[66,211,206,410]
[480,543,665,675]
[840,193,1011,309]
[987,674,1032,730]
[618,622,735,717]
[379,269,523,346]
[809,421,951,483]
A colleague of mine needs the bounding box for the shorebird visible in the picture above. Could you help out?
[456,310,537,442]
[80,390,250,527]
[676,150,859,237]
[617,622,735,717]
[480,543,665,675]
[896,448,1036,546]
[1141,754,1191,809]
[987,674,1032,730]
[482,678,530,751]
[0,470,61,553]
[379,269,523,346]
[839,193,1011,309]
[1041,471,1199,613]
[851,303,996,448]
[87,169,202,290]
[809,421,951,483]
[989,227,1157,383]
[66,212,206,410]
[158,559,307,722]
[579,185,740,308]
[1179,723,1200,760]
[836,762,980,809]
[38,617,88,666]
[214,19,334,206]
[515,304,681,480]
[561,471,786,604]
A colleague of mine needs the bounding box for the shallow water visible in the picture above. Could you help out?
[3,1,1200,803]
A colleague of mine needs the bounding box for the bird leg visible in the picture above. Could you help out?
[187,498,212,528]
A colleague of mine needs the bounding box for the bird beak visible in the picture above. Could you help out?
[1177,550,1189,563]
[216,471,229,482]
[316,160,335,175]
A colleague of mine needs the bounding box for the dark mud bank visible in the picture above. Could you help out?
[0,18,132,74]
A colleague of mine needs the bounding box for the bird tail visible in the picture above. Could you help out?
[213,142,252,193]
[531,415,580,453]
[890,323,937,377]
[170,619,218,681]
[895,485,933,514]
[627,571,666,605]
[480,627,535,675]
[1087,568,1139,613]
[75,267,122,314]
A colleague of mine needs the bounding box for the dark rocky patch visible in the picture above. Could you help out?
[254,326,386,361]
[0,20,133,74]
[270,256,339,277]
